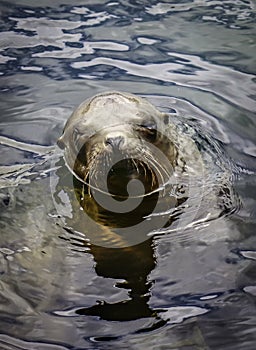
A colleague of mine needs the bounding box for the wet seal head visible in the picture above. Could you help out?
[57,91,178,198]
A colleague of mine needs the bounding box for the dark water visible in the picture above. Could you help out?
[0,1,256,349]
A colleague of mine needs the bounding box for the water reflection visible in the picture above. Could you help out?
[77,238,157,322]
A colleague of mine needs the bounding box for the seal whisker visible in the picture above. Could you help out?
[132,157,140,174]
[140,149,166,186]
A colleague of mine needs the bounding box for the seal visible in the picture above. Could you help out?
[57,91,190,246]
[56,91,238,247]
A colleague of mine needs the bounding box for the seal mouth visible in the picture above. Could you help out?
[69,135,174,199]
[89,155,159,198]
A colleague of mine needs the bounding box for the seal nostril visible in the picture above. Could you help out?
[105,136,124,148]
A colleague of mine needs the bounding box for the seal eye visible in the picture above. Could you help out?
[137,123,157,142]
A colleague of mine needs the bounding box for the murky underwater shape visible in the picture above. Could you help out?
[0,0,256,349]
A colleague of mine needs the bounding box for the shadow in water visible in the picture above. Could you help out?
[76,238,157,321]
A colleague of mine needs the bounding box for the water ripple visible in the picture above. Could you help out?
[71,54,255,111]
[0,0,255,347]
[0,334,70,350]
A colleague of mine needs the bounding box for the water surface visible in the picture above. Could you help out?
[0,1,256,349]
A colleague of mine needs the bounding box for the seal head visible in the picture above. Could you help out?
[58,91,177,196]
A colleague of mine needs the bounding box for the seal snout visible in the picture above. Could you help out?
[105,136,125,149]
